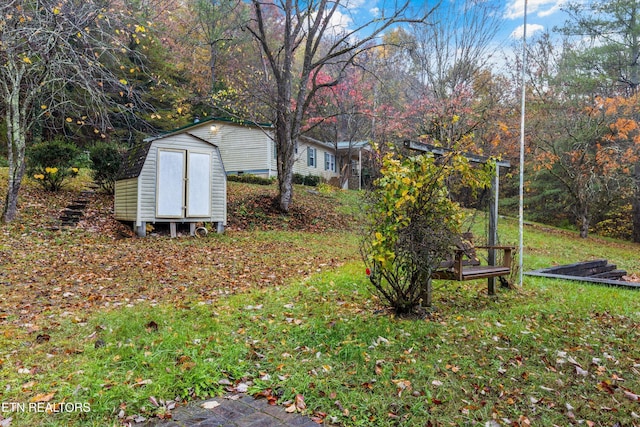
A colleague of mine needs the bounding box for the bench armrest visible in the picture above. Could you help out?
[475,245,516,250]
[475,246,514,268]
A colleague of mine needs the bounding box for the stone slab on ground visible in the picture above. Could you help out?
[142,395,320,427]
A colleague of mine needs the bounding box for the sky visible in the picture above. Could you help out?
[502,0,568,40]
[329,0,571,45]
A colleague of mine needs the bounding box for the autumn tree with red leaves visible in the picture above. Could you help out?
[244,0,428,212]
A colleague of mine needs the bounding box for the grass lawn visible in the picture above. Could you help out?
[1,170,639,426]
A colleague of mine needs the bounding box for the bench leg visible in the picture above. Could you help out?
[488,277,496,296]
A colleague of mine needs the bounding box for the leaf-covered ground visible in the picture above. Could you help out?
[2,175,640,427]
[0,180,361,328]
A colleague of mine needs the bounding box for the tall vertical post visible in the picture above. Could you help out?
[518,0,529,286]
[359,148,362,191]
[487,167,499,295]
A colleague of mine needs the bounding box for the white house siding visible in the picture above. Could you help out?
[270,139,278,175]
[189,122,276,178]
[114,178,138,221]
[294,140,339,181]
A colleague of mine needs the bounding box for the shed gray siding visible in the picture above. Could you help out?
[136,134,226,224]
[114,132,227,233]
[114,178,138,221]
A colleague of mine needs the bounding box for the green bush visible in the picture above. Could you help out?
[227,174,274,186]
[293,173,321,187]
[89,142,124,194]
[27,137,81,191]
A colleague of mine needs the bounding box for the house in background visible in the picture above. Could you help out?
[114,118,373,236]
[295,136,341,183]
[336,140,373,190]
[185,117,276,178]
[299,137,373,189]
[157,118,343,183]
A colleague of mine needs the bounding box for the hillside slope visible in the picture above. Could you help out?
[0,172,360,235]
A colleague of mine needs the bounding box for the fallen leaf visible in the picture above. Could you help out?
[624,389,640,401]
[201,401,220,409]
[35,334,50,344]
[131,379,152,387]
[575,366,588,376]
[285,403,297,413]
[30,392,55,402]
[392,379,412,397]
[295,394,306,411]
[145,321,158,332]
[311,411,326,424]
[21,381,36,391]
[375,361,383,375]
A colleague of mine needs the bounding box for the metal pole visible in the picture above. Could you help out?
[488,167,499,295]
[359,148,362,191]
[518,0,528,287]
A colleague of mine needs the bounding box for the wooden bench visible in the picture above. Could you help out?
[432,234,514,282]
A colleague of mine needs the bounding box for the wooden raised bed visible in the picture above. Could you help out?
[525,259,640,288]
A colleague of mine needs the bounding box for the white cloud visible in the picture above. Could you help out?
[329,9,354,32]
[538,3,563,18]
[504,0,565,20]
[369,7,380,17]
[510,23,545,39]
[311,9,354,37]
[342,0,367,9]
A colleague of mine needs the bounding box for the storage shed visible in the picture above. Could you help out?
[114,131,227,237]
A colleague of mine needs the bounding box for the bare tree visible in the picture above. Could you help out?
[407,0,502,147]
[410,0,502,94]
[245,0,428,212]
[0,0,136,222]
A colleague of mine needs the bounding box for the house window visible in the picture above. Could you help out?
[325,152,335,172]
[307,147,316,167]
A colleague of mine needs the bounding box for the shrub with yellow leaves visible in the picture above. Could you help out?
[27,137,81,191]
[360,146,495,314]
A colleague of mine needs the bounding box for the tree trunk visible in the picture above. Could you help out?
[275,112,295,212]
[421,277,433,307]
[2,166,24,223]
[633,163,640,243]
[579,212,590,238]
[278,162,294,212]
[209,42,217,92]
[2,92,27,223]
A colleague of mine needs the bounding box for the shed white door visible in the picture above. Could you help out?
[186,151,211,217]
[157,148,212,219]
[157,149,186,218]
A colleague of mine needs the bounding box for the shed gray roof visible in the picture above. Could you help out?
[117,141,152,180]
